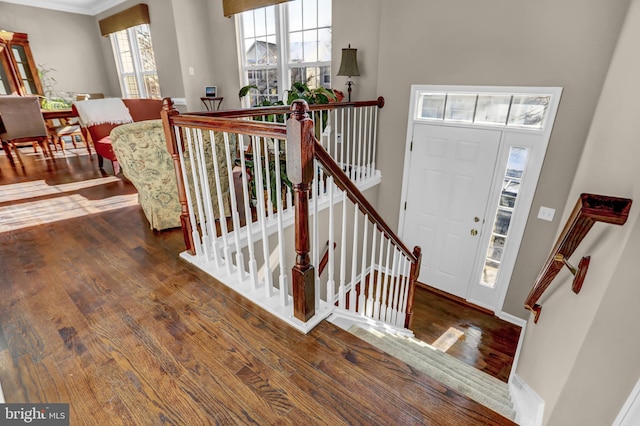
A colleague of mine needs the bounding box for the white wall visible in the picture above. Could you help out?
[516,0,640,423]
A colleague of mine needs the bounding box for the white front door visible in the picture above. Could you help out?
[399,85,562,314]
[401,124,501,299]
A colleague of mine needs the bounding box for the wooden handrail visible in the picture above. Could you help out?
[525,193,632,323]
[185,97,385,119]
[171,115,287,140]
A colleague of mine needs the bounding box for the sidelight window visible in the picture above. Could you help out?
[481,147,530,288]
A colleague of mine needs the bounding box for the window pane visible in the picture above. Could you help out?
[254,7,267,35]
[302,0,318,30]
[475,94,511,125]
[136,26,156,72]
[318,28,331,62]
[303,29,318,62]
[507,95,551,129]
[11,45,37,94]
[242,12,255,38]
[418,93,445,119]
[317,0,331,27]
[143,74,161,98]
[289,32,303,63]
[445,94,476,122]
[481,146,530,288]
[288,0,302,32]
[0,64,10,94]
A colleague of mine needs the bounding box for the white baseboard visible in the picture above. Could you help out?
[498,311,528,328]
[510,374,544,426]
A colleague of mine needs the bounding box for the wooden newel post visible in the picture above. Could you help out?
[161,97,195,255]
[287,100,316,322]
[404,246,422,329]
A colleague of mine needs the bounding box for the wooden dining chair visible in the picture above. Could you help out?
[0,95,52,164]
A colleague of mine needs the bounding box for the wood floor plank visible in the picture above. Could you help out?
[0,150,516,425]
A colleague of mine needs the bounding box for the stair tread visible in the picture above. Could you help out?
[349,326,516,421]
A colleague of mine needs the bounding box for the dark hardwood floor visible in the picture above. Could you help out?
[0,148,516,424]
[411,286,521,383]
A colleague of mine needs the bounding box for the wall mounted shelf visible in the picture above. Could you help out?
[525,193,632,323]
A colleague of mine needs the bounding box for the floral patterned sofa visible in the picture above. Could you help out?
[110,119,235,231]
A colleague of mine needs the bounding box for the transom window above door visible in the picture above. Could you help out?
[416,91,553,130]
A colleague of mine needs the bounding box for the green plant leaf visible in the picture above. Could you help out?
[239,84,259,100]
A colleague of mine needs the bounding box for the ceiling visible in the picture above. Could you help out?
[2,0,127,15]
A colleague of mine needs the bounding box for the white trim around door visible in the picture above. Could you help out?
[398,85,562,313]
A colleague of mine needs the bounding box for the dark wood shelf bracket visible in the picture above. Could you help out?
[525,193,632,323]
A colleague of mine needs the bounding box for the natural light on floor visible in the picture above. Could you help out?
[432,327,465,352]
[0,177,138,233]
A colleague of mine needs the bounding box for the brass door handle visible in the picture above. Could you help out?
[470,229,478,236]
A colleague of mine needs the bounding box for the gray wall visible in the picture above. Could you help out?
[371,0,630,319]
[0,1,110,96]
[517,0,640,422]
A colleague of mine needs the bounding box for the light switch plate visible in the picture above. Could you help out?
[538,206,555,222]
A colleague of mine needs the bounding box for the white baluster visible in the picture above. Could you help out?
[358,217,368,315]
[175,126,202,256]
[373,230,385,320]
[238,136,258,290]
[386,246,399,323]
[338,191,347,309]
[351,108,357,181]
[372,106,379,177]
[197,128,223,267]
[340,108,345,171]
[397,258,411,327]
[357,107,363,182]
[209,130,232,275]
[327,176,335,305]
[365,224,377,318]
[380,237,392,322]
[274,138,288,307]
[349,204,359,313]
[312,158,320,310]
[360,107,367,180]
[254,136,272,297]
[190,129,217,263]
[333,109,339,164]
[263,137,273,222]
[224,132,245,282]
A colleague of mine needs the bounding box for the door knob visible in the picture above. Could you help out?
[474,217,480,222]
[470,229,478,236]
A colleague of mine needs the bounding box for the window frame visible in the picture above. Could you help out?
[109,24,160,99]
[235,0,332,107]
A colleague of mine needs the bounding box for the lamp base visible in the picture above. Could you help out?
[346,80,354,102]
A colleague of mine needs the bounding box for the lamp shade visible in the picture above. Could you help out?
[337,47,360,77]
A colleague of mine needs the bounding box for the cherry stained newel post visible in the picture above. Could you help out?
[287,100,316,322]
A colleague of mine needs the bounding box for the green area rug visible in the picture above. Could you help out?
[349,325,516,421]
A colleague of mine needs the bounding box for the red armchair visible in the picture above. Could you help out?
[72,98,163,174]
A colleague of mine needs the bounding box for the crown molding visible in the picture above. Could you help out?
[1,0,127,16]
